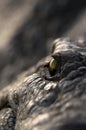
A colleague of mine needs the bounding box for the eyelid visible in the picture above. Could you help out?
[51,53,61,62]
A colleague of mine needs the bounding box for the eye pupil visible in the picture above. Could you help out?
[49,58,58,75]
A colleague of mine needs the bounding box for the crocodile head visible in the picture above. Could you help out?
[0,38,86,130]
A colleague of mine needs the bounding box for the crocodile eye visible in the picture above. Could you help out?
[49,58,58,76]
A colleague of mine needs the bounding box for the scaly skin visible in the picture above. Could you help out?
[0,38,86,130]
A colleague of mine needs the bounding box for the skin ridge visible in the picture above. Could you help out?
[0,38,86,130]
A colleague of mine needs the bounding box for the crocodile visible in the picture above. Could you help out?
[0,38,86,130]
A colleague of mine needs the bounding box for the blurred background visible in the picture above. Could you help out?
[0,0,86,88]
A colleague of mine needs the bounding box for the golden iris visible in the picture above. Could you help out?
[49,58,58,75]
